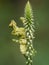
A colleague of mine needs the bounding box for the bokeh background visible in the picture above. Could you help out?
[0,0,49,65]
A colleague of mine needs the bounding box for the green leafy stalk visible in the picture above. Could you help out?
[9,1,36,65]
[25,1,34,65]
[20,1,36,65]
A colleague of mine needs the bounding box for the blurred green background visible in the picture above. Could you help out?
[0,0,49,65]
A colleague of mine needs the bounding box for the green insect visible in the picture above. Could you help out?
[9,20,27,54]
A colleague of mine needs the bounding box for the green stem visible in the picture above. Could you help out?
[23,1,35,65]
